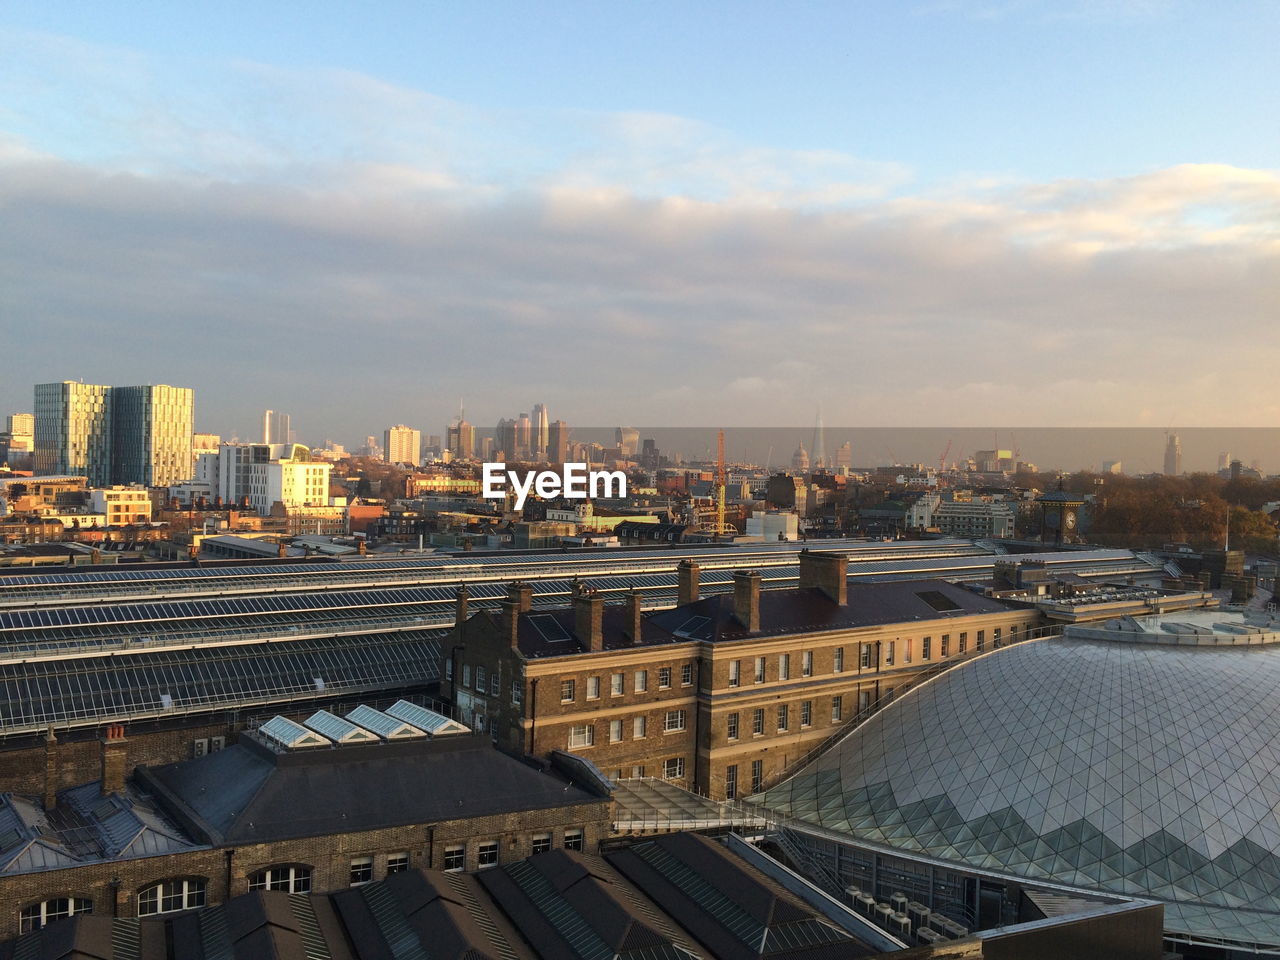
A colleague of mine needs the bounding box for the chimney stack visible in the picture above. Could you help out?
[624,589,643,644]
[506,581,534,612]
[732,570,761,633]
[575,590,605,652]
[277,541,287,558]
[43,728,59,811]
[499,596,522,649]
[454,584,470,625]
[677,559,700,606]
[798,549,848,605]
[100,723,127,796]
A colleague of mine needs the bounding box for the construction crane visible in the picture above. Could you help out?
[938,439,952,474]
[714,429,730,540]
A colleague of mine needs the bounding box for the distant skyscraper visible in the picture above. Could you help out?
[811,407,827,470]
[383,425,422,465]
[447,419,475,459]
[111,384,195,487]
[515,413,532,458]
[34,381,113,484]
[1164,433,1182,476]
[531,403,549,459]
[548,420,569,463]
[263,410,293,445]
[1217,452,1231,472]
[6,414,34,439]
[615,426,639,457]
[835,441,853,470]
[34,381,193,486]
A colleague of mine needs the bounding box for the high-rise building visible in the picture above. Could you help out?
[0,413,35,464]
[495,419,516,460]
[262,410,293,445]
[383,425,422,465]
[811,407,827,471]
[835,441,853,470]
[111,384,195,487]
[615,426,639,457]
[531,403,549,459]
[1164,433,1182,476]
[5,414,34,439]
[34,382,113,484]
[1217,452,1231,472]
[446,420,475,460]
[515,414,532,459]
[34,382,194,486]
[548,420,569,464]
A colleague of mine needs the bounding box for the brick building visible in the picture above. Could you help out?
[446,551,1043,800]
[0,713,611,939]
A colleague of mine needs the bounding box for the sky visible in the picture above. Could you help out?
[1,1,1277,444]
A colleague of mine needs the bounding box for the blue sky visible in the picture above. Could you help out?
[1,1,1277,440]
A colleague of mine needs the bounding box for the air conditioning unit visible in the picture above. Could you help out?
[210,736,226,752]
[193,738,209,757]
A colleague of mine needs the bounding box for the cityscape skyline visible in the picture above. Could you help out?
[2,4,1277,432]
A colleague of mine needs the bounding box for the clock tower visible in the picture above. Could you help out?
[1037,482,1086,546]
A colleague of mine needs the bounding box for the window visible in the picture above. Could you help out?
[993,627,1002,647]
[977,629,985,651]
[611,672,625,696]
[922,636,931,660]
[833,647,844,673]
[728,659,740,687]
[631,764,646,778]
[802,650,813,677]
[859,690,872,712]
[568,724,594,748]
[462,664,472,688]
[19,898,91,933]
[609,719,623,743]
[751,759,763,793]
[754,657,766,683]
[860,644,872,669]
[139,879,206,916]
[633,716,647,738]
[586,676,600,700]
[490,671,500,696]
[444,659,453,680]
[1011,624,1019,642]
[725,764,738,799]
[477,841,499,868]
[476,666,487,691]
[349,858,374,886]
[800,700,812,727]
[386,853,409,875]
[663,757,685,780]
[560,679,576,702]
[941,634,950,657]
[905,639,913,663]
[563,828,584,851]
[831,695,843,722]
[664,709,687,732]
[681,663,693,686]
[512,680,523,704]
[959,631,968,653]
[658,667,672,689]
[248,865,311,893]
[777,703,789,731]
[443,845,465,871]
[779,653,791,680]
[634,669,648,692]
[532,833,552,854]
[886,640,895,665]
[752,708,765,735]
[727,712,740,740]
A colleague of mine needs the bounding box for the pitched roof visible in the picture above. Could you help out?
[139,735,605,845]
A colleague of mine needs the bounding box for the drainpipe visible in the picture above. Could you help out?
[224,849,234,901]
[528,677,539,755]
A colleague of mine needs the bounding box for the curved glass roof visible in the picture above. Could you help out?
[760,635,1280,949]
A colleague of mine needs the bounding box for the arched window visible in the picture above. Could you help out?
[19,897,92,933]
[138,878,206,916]
[248,865,312,893]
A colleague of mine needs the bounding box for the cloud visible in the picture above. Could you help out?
[0,33,1276,438]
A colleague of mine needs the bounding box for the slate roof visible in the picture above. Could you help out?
[139,734,605,845]
[504,578,1019,658]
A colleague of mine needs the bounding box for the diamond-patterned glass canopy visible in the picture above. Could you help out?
[760,636,1280,949]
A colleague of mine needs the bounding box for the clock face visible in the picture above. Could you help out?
[1065,512,1077,530]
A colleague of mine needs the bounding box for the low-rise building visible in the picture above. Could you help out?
[88,485,153,525]
[447,551,1043,800]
